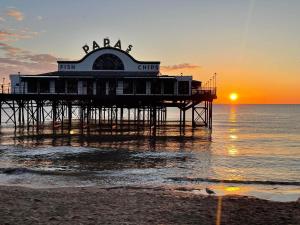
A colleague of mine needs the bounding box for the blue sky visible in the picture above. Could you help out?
[0,0,299,103]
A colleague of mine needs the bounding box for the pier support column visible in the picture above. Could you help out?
[192,105,195,128]
[52,101,57,131]
[209,101,213,129]
[61,103,64,132]
[68,102,72,130]
[12,100,16,129]
[0,101,2,125]
[152,106,157,136]
[182,108,186,128]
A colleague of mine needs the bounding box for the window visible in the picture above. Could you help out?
[108,80,116,95]
[151,80,161,94]
[83,80,93,95]
[67,80,78,93]
[123,80,134,94]
[135,80,146,94]
[87,81,93,95]
[55,80,65,93]
[39,80,50,93]
[93,54,124,70]
[27,80,37,93]
[178,81,189,95]
[96,80,106,96]
[163,80,174,95]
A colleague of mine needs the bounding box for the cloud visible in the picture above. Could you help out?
[6,9,24,21]
[0,30,17,41]
[26,54,57,63]
[37,16,43,21]
[0,17,5,22]
[0,29,39,42]
[160,63,201,71]
[0,42,29,57]
[0,42,57,77]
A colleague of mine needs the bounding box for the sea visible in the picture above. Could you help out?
[0,104,299,202]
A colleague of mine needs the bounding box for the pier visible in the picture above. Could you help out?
[1,44,217,135]
[0,88,216,135]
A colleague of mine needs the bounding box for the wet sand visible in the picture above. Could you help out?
[0,186,299,225]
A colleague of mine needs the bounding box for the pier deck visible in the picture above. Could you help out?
[0,89,216,135]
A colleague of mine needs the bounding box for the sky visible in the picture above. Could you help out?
[0,0,299,103]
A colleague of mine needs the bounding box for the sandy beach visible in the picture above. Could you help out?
[0,186,299,225]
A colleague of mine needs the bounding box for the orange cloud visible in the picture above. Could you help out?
[0,42,57,77]
[0,29,38,42]
[0,30,16,41]
[6,9,24,21]
[0,42,29,56]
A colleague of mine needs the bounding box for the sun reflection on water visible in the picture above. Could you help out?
[228,146,238,156]
[228,128,237,133]
[222,185,250,195]
[225,186,241,192]
[229,134,238,140]
[227,105,239,156]
[209,184,252,196]
[229,105,237,123]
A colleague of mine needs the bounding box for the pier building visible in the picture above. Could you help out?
[2,42,217,134]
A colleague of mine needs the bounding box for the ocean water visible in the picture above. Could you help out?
[0,104,299,202]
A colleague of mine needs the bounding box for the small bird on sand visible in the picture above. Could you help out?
[205,187,215,195]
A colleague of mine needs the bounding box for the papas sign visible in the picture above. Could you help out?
[54,37,159,72]
[82,38,132,54]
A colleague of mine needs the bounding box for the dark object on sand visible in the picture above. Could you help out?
[205,187,215,195]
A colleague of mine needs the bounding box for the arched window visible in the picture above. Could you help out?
[92,54,124,70]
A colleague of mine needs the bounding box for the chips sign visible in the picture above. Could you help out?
[82,38,133,54]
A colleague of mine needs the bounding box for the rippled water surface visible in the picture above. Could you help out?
[0,104,299,201]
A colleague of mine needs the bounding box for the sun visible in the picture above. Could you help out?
[229,93,238,102]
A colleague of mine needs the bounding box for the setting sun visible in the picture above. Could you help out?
[229,93,238,102]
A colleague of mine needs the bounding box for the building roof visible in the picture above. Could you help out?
[19,71,166,79]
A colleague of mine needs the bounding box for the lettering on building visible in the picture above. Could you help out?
[82,38,133,55]
[138,64,159,71]
[60,64,76,70]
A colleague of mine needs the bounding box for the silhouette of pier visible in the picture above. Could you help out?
[0,87,216,135]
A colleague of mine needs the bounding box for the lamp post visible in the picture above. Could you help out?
[2,78,5,94]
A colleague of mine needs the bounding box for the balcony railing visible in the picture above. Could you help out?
[192,87,217,96]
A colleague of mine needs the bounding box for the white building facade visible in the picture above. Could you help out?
[10,47,199,96]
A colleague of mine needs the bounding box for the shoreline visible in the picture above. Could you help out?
[0,185,299,225]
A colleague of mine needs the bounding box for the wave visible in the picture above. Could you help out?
[168,177,300,186]
[0,167,92,176]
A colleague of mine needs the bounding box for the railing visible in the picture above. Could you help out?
[192,87,217,96]
[202,73,217,90]
[192,73,217,97]
[3,74,218,97]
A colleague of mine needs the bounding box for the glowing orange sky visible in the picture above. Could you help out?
[161,53,300,104]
